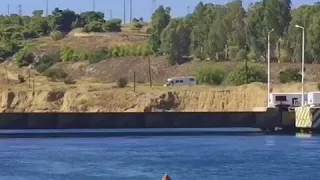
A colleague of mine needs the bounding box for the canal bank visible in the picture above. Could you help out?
[0,108,295,130]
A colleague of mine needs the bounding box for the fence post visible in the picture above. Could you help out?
[28,69,31,88]
[32,76,35,97]
[5,65,9,84]
[133,71,136,92]
[148,57,152,87]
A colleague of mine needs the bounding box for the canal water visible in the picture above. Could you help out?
[0,129,319,180]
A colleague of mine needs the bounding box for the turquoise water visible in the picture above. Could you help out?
[0,129,319,180]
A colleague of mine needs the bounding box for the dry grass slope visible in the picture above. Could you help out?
[2,29,320,112]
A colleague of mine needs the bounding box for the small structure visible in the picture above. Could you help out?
[295,91,320,131]
[269,92,308,108]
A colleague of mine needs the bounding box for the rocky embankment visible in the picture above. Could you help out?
[1,82,318,113]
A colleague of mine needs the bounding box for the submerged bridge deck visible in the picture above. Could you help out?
[0,109,295,130]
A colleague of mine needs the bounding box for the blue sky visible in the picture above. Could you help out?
[1,0,319,21]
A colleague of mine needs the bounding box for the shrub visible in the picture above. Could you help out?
[43,68,68,81]
[60,46,74,62]
[35,53,60,73]
[64,76,76,84]
[236,49,247,61]
[83,21,104,33]
[104,19,122,32]
[131,22,144,31]
[278,68,301,83]
[87,48,109,64]
[195,68,225,85]
[35,63,51,73]
[247,50,256,61]
[317,83,320,91]
[13,46,35,67]
[50,30,64,41]
[228,46,238,60]
[18,74,26,83]
[279,49,290,63]
[226,64,267,85]
[117,77,128,88]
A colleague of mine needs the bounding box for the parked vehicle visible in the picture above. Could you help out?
[164,76,196,87]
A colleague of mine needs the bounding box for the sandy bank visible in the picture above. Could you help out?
[0,82,318,112]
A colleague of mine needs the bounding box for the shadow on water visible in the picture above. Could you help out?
[0,128,301,138]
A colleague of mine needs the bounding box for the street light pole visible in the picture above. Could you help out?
[267,29,274,108]
[295,24,305,106]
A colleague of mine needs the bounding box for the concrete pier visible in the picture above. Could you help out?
[0,109,296,130]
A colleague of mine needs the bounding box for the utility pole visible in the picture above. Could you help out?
[130,0,132,22]
[295,24,305,106]
[7,4,10,15]
[267,29,274,108]
[152,0,156,14]
[123,0,126,24]
[46,0,49,16]
[187,6,190,14]
[109,9,113,20]
[18,5,22,16]
[93,0,96,11]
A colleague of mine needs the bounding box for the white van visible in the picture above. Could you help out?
[164,76,197,87]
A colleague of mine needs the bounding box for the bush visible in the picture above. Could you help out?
[87,48,109,64]
[60,46,75,62]
[104,19,122,32]
[83,21,104,33]
[35,63,51,73]
[131,22,144,31]
[64,76,76,84]
[35,53,60,73]
[13,46,35,67]
[117,77,128,88]
[278,68,301,83]
[247,50,256,61]
[226,64,267,85]
[228,46,238,60]
[18,74,26,83]
[43,68,68,81]
[236,49,247,61]
[195,68,226,85]
[50,31,64,41]
[279,49,290,63]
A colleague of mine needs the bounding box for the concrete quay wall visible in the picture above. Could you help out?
[0,111,290,129]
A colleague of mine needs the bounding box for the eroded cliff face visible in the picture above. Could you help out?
[0,83,318,112]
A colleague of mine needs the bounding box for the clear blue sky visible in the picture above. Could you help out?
[1,0,318,22]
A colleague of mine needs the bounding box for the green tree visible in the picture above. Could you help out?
[149,6,171,53]
[226,64,267,85]
[161,18,192,65]
[104,19,122,32]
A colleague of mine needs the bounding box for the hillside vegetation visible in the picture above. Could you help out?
[1,0,320,112]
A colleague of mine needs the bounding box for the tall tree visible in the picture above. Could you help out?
[148,6,171,53]
[161,18,192,65]
[225,0,246,49]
